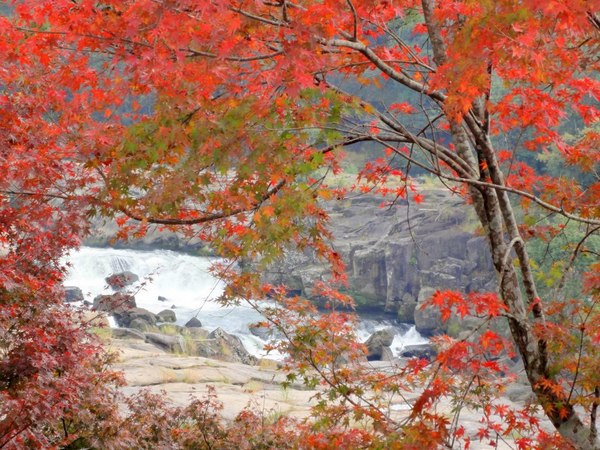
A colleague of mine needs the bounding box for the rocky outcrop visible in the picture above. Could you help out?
[263,190,496,331]
[85,217,213,254]
[190,328,257,365]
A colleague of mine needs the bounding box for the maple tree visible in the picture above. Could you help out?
[1,0,600,448]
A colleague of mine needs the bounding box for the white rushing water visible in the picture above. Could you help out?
[63,246,428,358]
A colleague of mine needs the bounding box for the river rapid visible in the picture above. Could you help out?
[63,247,428,359]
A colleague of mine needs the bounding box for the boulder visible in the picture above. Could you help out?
[128,318,158,332]
[64,286,84,303]
[157,309,177,323]
[193,328,256,365]
[158,295,169,302]
[93,293,136,314]
[105,271,139,291]
[249,323,274,340]
[114,307,158,328]
[364,327,395,361]
[185,317,202,328]
[399,343,436,360]
[144,332,186,353]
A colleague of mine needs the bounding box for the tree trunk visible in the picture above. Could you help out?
[421,1,600,447]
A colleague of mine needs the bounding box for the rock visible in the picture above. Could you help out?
[399,343,436,360]
[192,328,256,365]
[64,286,84,303]
[105,271,139,291]
[185,317,202,328]
[184,327,209,339]
[396,300,417,323]
[171,304,176,309]
[364,327,395,361]
[380,347,395,362]
[262,193,496,322]
[158,295,168,302]
[111,328,146,340]
[93,293,136,313]
[158,323,185,334]
[414,287,443,336]
[128,318,158,332]
[156,309,177,323]
[114,307,158,328]
[144,332,186,353]
[249,323,274,340]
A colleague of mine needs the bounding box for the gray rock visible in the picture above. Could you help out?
[192,328,256,365]
[145,332,186,353]
[158,296,168,302]
[249,323,275,340]
[364,327,395,361]
[414,287,443,336]
[64,286,84,303]
[129,318,158,332]
[113,307,158,329]
[105,271,139,291]
[400,343,436,360]
[157,309,177,323]
[185,317,202,328]
[93,293,136,313]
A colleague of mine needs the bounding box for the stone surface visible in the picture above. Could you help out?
[110,339,551,449]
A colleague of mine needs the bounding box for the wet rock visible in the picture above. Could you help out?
[364,327,395,361]
[64,286,84,303]
[185,317,202,328]
[105,271,139,291]
[399,343,436,360]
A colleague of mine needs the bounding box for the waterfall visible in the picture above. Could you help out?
[63,246,428,359]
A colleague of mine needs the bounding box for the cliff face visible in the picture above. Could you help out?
[263,189,497,333]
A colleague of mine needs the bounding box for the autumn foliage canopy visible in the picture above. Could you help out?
[0,0,599,448]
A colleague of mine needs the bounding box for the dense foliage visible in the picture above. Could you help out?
[1,0,599,448]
